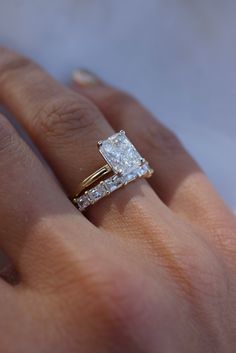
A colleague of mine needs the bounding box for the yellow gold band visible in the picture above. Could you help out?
[74,164,111,198]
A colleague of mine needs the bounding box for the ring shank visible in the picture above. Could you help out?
[73,164,111,198]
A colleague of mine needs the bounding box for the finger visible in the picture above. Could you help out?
[0,285,37,351]
[0,47,163,234]
[0,48,109,196]
[0,280,18,311]
[71,71,235,238]
[0,113,91,282]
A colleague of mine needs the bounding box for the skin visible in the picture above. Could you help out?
[0,47,235,353]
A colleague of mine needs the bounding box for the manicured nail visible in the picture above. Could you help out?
[72,69,99,86]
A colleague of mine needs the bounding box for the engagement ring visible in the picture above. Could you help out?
[72,131,154,211]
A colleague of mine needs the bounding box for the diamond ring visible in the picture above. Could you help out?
[72,131,154,211]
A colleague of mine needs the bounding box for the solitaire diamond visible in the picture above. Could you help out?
[99,131,142,175]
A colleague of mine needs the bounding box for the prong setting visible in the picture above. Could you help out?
[140,158,146,165]
[99,131,143,175]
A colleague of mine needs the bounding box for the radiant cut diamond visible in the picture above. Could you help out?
[99,131,143,175]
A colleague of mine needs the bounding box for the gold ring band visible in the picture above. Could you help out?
[74,164,111,198]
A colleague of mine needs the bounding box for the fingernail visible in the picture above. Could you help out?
[72,69,99,86]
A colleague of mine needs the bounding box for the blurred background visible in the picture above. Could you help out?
[0,0,235,210]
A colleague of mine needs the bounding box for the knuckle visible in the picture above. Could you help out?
[144,122,185,157]
[103,89,137,115]
[0,47,35,82]
[33,96,100,140]
[210,221,236,261]
[158,126,181,151]
[0,115,27,169]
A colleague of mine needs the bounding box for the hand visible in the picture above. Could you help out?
[0,47,235,353]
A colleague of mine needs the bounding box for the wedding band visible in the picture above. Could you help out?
[72,131,154,211]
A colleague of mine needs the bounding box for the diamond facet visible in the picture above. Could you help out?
[76,195,90,211]
[123,171,138,184]
[138,163,150,177]
[99,132,142,175]
[104,175,123,193]
[88,183,107,203]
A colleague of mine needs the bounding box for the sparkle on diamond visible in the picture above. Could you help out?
[99,132,142,175]
[88,183,107,203]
